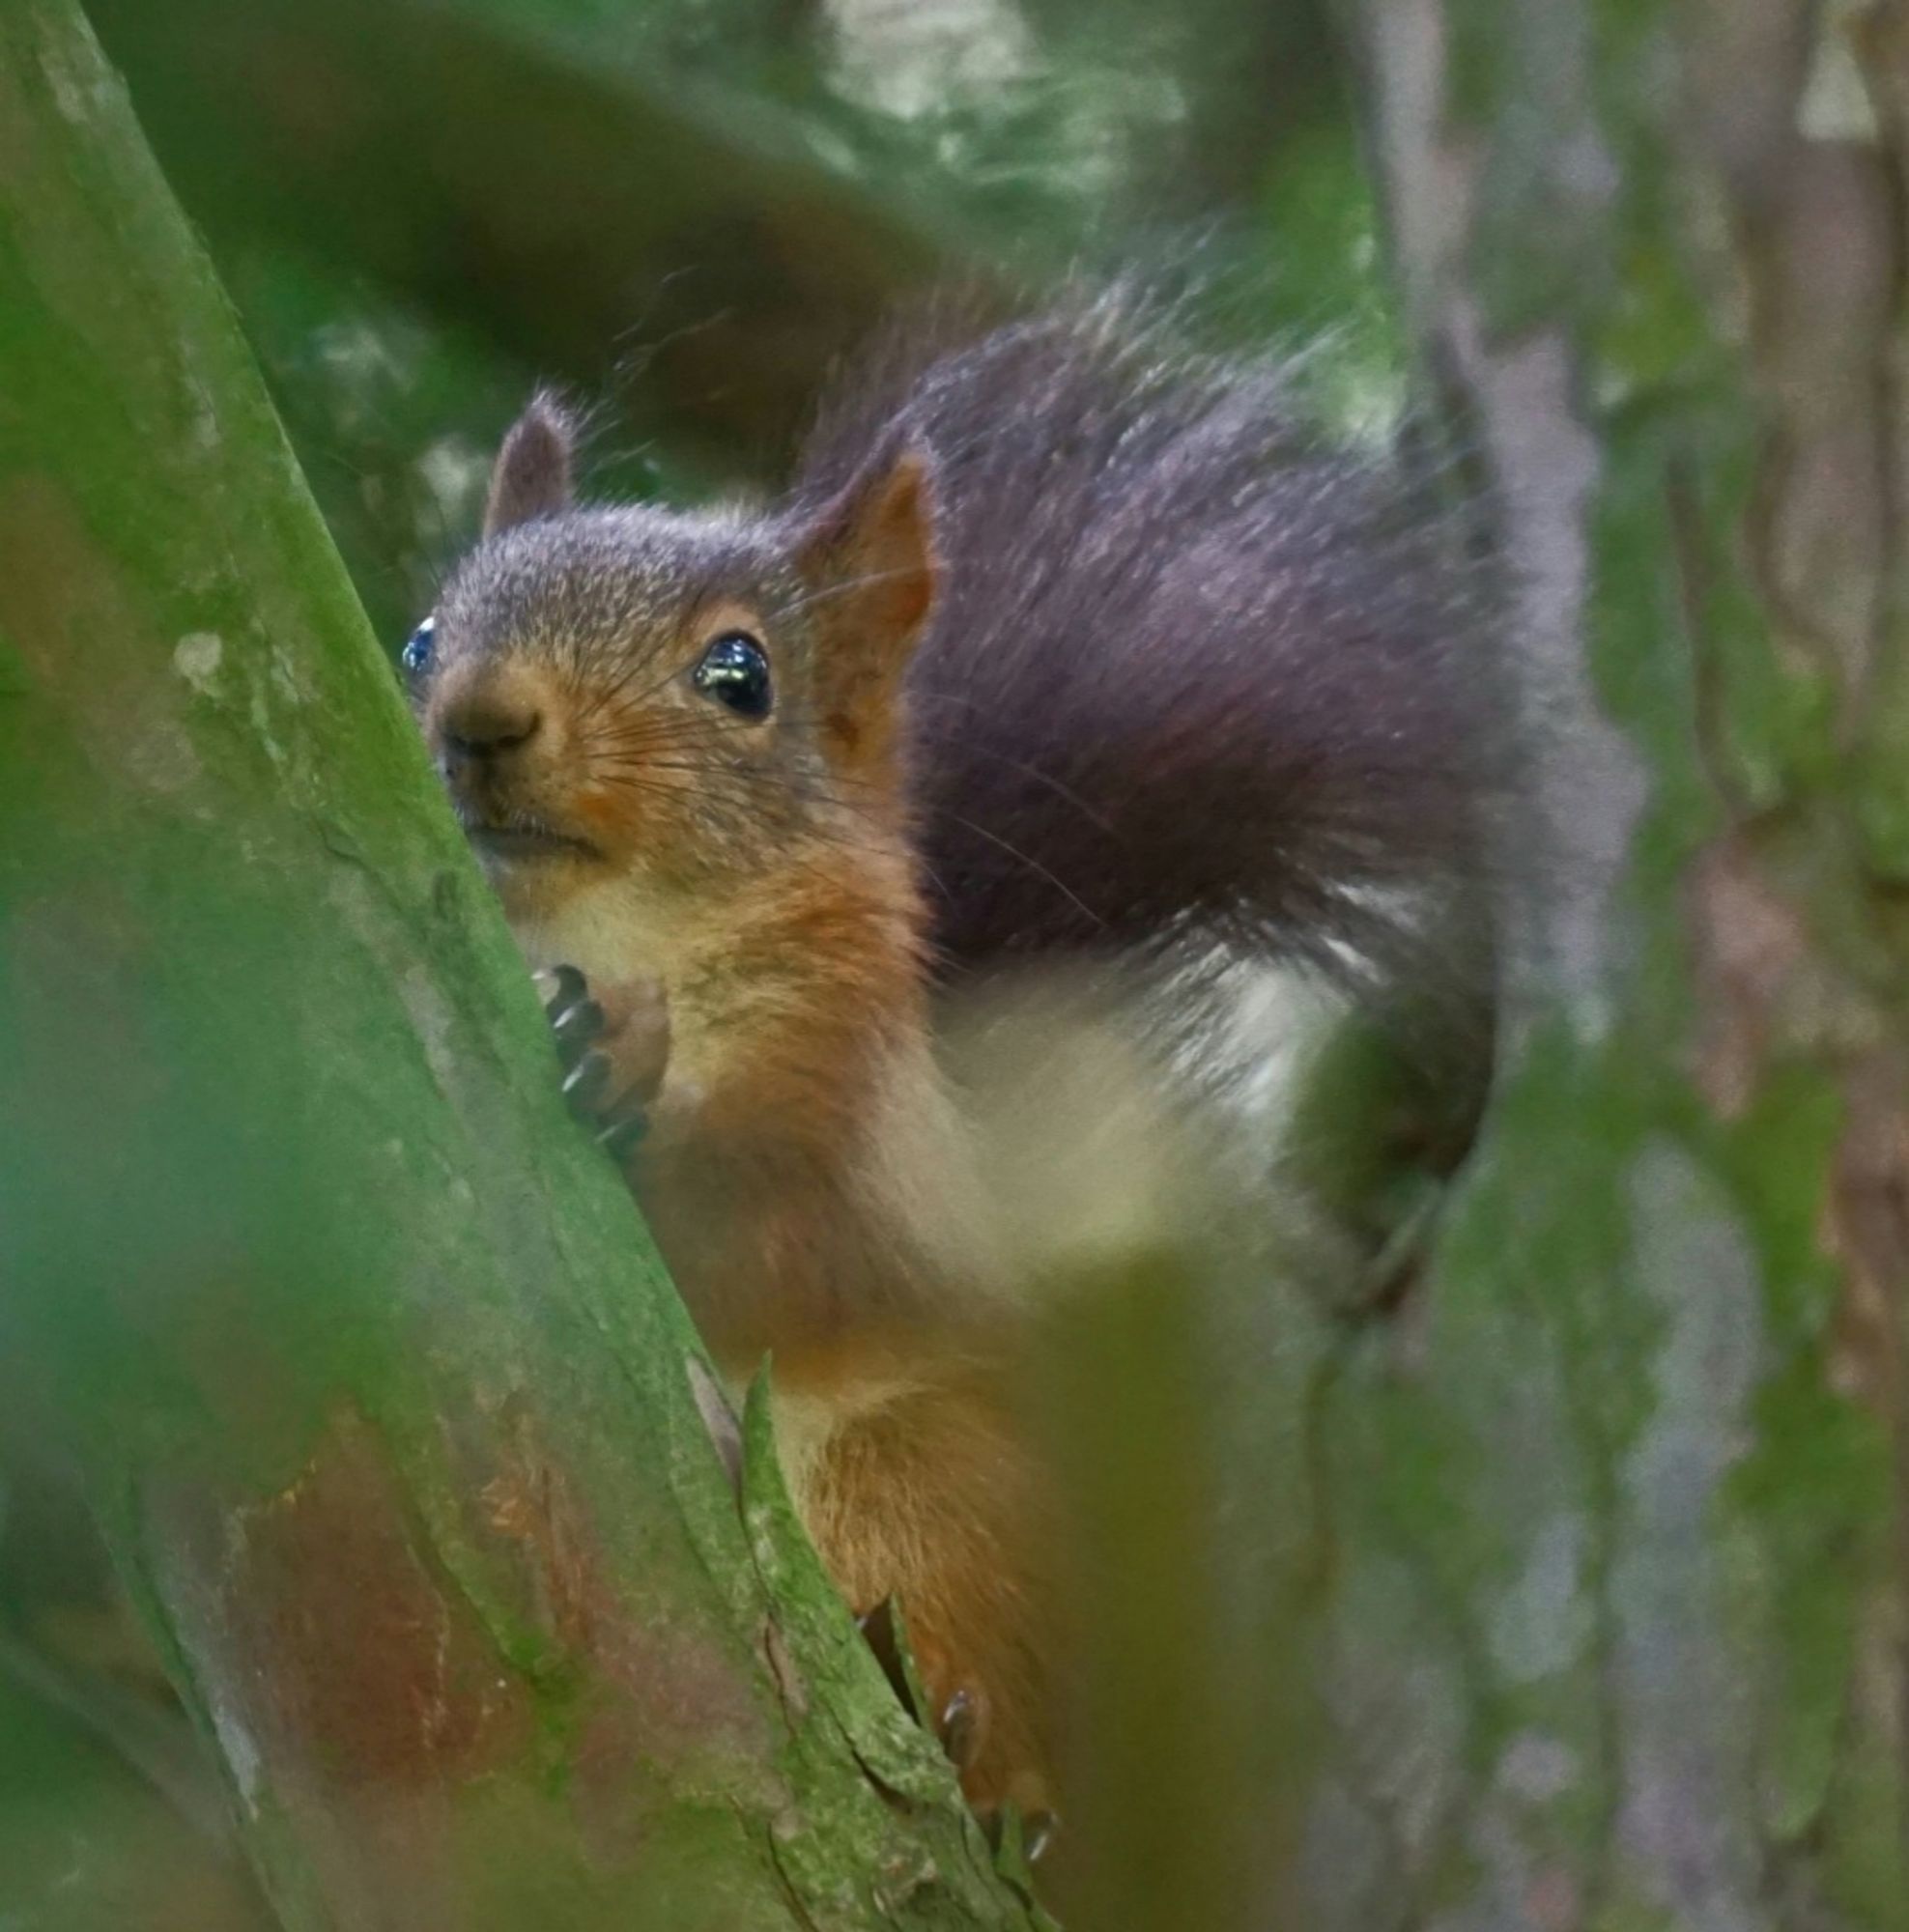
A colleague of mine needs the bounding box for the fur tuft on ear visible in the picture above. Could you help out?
[794,443,938,775]
[484,391,577,536]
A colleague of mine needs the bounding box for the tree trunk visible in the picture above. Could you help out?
[0,6,1035,1926]
[1293,2,1909,1926]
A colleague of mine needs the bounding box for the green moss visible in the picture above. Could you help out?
[0,6,1039,1920]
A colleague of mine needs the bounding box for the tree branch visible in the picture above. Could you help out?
[0,5,1034,1923]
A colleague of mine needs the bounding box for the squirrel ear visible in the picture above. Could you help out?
[485,392,576,536]
[794,443,938,773]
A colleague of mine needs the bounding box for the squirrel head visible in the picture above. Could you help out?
[409,394,938,930]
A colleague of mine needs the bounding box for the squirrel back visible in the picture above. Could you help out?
[794,288,1504,1049]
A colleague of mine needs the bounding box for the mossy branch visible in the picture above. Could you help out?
[0,5,1034,1924]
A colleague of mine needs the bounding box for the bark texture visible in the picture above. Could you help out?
[0,6,1037,1926]
[1292,2,1909,1927]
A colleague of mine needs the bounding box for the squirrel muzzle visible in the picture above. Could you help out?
[425,658,600,877]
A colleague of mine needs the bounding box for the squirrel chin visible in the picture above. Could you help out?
[470,839,606,928]
[505,872,685,1005]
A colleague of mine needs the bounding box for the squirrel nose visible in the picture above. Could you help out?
[440,694,542,764]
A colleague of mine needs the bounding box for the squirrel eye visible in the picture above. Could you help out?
[693,631,773,720]
[401,616,436,676]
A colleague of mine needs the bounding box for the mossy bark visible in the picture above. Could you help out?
[1292,2,1909,1926]
[0,6,1037,1926]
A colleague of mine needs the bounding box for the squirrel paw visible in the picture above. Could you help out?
[981,1804,1060,1869]
[533,964,670,1164]
[854,1601,1052,1849]
[855,1600,983,1767]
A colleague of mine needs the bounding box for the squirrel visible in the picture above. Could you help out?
[405,288,1502,1832]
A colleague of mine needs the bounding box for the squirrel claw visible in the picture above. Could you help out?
[938,1689,979,1771]
[550,995,605,1052]
[561,1048,613,1113]
[853,1604,996,1786]
[537,963,666,1175]
[539,963,606,1072]
[1023,1809,1059,1864]
[977,1804,1058,1866]
[533,963,586,1012]
[596,1102,650,1159]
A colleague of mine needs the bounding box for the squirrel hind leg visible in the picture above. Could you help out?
[853,1601,1010,1797]
[855,1592,1062,1875]
[797,1374,1059,1821]
[855,1588,1054,1821]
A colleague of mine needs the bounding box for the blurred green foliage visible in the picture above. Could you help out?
[90,0,1399,649]
[0,1664,267,1929]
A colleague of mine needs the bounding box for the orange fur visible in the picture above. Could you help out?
[574,881,1061,1814]
[777,1333,1060,1816]
[421,429,1059,1814]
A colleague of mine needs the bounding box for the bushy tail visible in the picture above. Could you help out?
[795,286,1509,1062]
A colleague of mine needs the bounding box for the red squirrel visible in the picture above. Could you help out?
[407,291,1500,1829]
